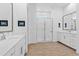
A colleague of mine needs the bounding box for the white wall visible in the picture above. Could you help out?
[28,3,63,43]
[51,8,63,42]
[27,3,37,43]
[76,3,79,53]
[36,4,52,42]
[0,3,27,35]
[13,3,27,52]
[13,3,27,34]
[76,4,79,33]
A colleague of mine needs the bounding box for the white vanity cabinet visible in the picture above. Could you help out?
[3,35,26,56]
[5,47,15,56]
[58,32,71,47]
[57,31,78,49]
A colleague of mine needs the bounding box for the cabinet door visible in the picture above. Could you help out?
[57,32,63,42]
[20,38,26,56]
[15,41,21,56]
[57,32,65,43]
[59,33,67,44]
[61,34,67,44]
[5,48,15,56]
[15,39,26,56]
[15,45,24,56]
[70,34,76,49]
[65,33,71,46]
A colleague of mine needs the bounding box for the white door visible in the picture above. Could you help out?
[45,18,53,42]
[36,18,44,42]
[36,10,53,42]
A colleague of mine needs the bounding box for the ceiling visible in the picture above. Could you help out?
[36,3,69,8]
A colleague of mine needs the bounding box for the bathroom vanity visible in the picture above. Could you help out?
[57,31,79,53]
[0,34,26,56]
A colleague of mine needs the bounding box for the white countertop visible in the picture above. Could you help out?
[57,30,78,34]
[0,34,25,56]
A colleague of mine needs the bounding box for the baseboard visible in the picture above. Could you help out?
[28,41,57,45]
[57,41,76,51]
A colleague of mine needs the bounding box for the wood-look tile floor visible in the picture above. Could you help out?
[28,42,77,56]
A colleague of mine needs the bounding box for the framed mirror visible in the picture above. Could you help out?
[0,3,13,32]
[62,11,76,31]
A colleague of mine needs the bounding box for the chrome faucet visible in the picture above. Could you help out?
[1,33,6,40]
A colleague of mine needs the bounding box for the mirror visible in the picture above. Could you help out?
[0,3,13,32]
[62,11,76,31]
